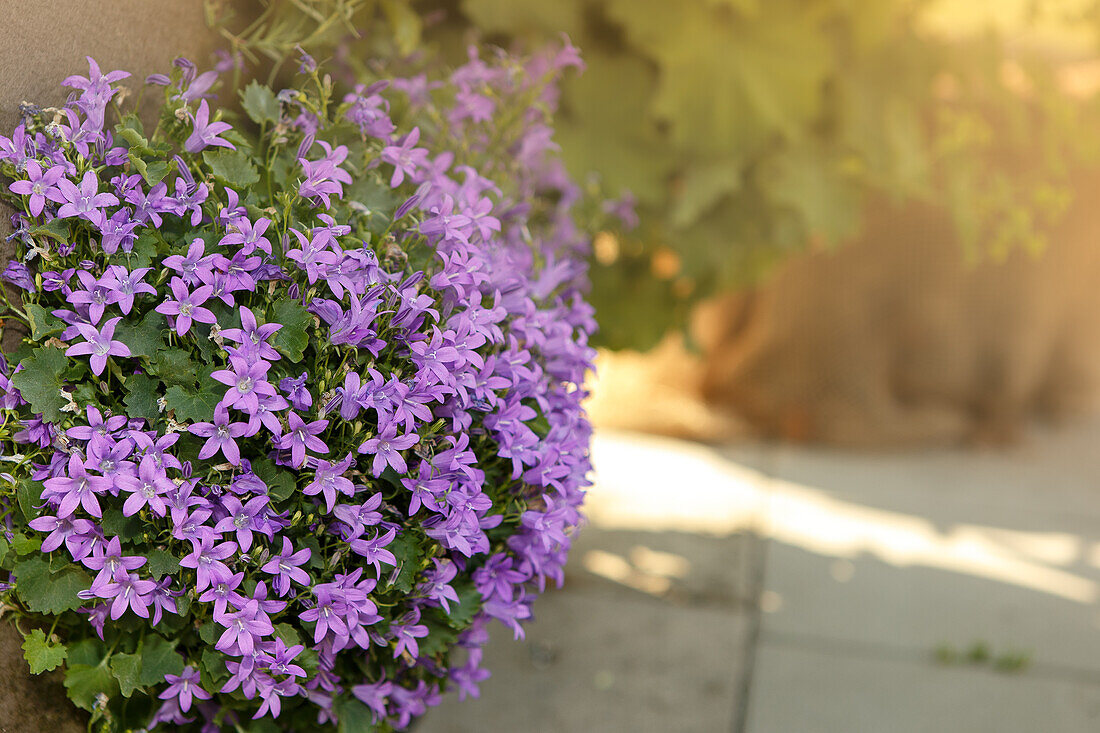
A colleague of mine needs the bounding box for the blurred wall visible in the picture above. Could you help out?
[697,179,1100,447]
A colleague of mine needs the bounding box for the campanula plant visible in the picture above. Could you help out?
[0,41,594,731]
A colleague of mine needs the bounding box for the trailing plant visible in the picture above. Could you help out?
[0,39,593,731]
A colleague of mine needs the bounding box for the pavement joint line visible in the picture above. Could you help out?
[732,446,779,733]
[759,628,1100,688]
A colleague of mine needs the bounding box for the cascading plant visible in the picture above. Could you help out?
[0,40,596,732]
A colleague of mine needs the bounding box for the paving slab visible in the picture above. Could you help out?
[746,642,1100,733]
[756,419,1100,672]
[419,430,769,732]
[418,591,751,733]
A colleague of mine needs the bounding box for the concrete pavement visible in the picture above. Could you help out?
[421,420,1100,732]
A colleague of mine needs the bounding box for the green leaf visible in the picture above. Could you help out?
[198,622,219,646]
[16,479,44,521]
[123,373,162,422]
[114,311,167,358]
[29,218,71,244]
[67,638,107,667]
[335,696,381,733]
[151,348,198,387]
[110,652,142,697]
[200,648,229,686]
[164,383,223,423]
[15,556,90,614]
[444,583,482,629]
[64,663,119,711]
[386,532,421,593]
[138,635,184,686]
[671,159,742,228]
[11,532,40,555]
[240,81,281,125]
[418,621,457,657]
[761,144,862,247]
[100,508,143,542]
[11,346,68,422]
[145,549,180,580]
[127,233,159,269]
[605,0,831,156]
[381,0,422,55]
[267,300,311,362]
[24,303,64,339]
[22,629,67,674]
[116,126,150,152]
[204,149,260,188]
[460,0,584,36]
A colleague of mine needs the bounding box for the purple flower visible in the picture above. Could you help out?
[101,571,156,619]
[179,537,236,591]
[103,265,156,314]
[221,306,281,361]
[260,536,311,596]
[352,678,394,723]
[219,216,272,255]
[299,587,347,643]
[419,558,460,613]
[116,455,173,517]
[298,142,351,208]
[275,412,329,468]
[357,424,419,476]
[198,571,245,617]
[303,453,355,513]
[155,276,216,335]
[189,404,250,464]
[211,355,275,414]
[390,608,430,659]
[163,238,214,285]
[185,99,234,153]
[48,170,118,229]
[2,261,34,292]
[216,598,273,655]
[9,161,65,216]
[381,127,429,187]
[279,372,312,411]
[28,513,95,555]
[213,494,269,551]
[68,270,121,324]
[64,316,131,376]
[159,666,210,713]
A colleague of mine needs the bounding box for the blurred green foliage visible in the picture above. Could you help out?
[430,0,1100,349]
[212,1,1100,351]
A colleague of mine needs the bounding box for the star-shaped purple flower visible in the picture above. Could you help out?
[9,160,65,216]
[48,169,118,229]
[156,276,216,336]
[189,404,250,465]
[185,99,235,153]
[275,412,329,468]
[220,306,281,361]
[65,316,131,375]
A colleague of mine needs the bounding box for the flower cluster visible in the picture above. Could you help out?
[0,43,593,732]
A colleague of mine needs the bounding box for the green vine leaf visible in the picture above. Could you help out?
[241,80,281,125]
[64,663,120,711]
[24,303,64,340]
[164,383,223,423]
[22,628,67,674]
[204,149,260,188]
[123,373,162,422]
[11,346,68,422]
[268,300,311,362]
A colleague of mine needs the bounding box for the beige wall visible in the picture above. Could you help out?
[0,0,221,131]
